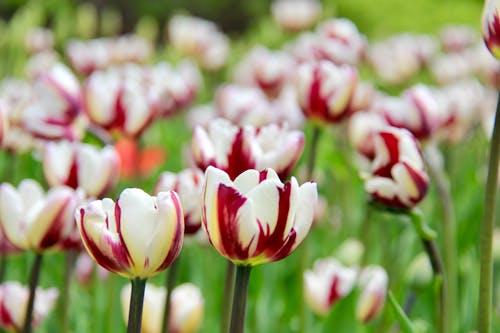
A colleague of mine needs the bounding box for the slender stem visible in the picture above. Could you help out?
[477,91,500,333]
[306,125,322,180]
[424,145,456,333]
[221,260,236,333]
[127,278,147,333]
[359,201,373,265]
[299,124,322,333]
[0,252,6,283]
[161,256,180,333]
[388,291,417,333]
[229,265,252,333]
[22,253,43,333]
[410,211,448,333]
[59,250,77,333]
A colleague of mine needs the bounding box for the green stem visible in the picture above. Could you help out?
[478,90,500,333]
[22,253,43,333]
[359,201,373,265]
[299,123,322,333]
[221,260,236,333]
[388,291,417,333]
[229,265,252,333]
[59,250,77,333]
[0,252,6,283]
[424,145,457,333]
[410,210,448,333]
[161,255,180,333]
[127,278,147,333]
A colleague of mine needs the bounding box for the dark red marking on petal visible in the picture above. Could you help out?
[38,197,72,249]
[374,131,400,178]
[115,201,134,267]
[156,192,184,272]
[226,129,256,180]
[327,275,341,307]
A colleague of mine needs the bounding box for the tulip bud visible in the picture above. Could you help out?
[43,140,120,198]
[191,118,304,180]
[0,281,58,332]
[405,253,433,289]
[76,188,184,279]
[364,127,429,209]
[295,60,358,124]
[202,166,317,266]
[347,111,388,160]
[271,0,321,32]
[304,258,358,316]
[482,0,500,59]
[0,180,81,252]
[155,168,204,234]
[356,266,388,323]
[121,282,203,333]
[334,238,364,266]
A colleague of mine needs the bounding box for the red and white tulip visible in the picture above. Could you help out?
[0,180,81,252]
[43,140,119,198]
[364,127,429,209]
[271,0,321,32]
[75,188,184,279]
[0,281,58,332]
[482,0,500,59]
[155,168,204,234]
[202,166,317,266]
[304,258,358,316]
[295,60,358,124]
[356,266,388,323]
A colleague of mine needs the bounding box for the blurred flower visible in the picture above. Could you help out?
[295,60,358,124]
[0,281,58,332]
[202,167,317,266]
[0,180,80,252]
[368,34,438,86]
[316,18,366,65]
[233,46,296,97]
[482,0,500,59]
[121,282,204,333]
[22,63,83,141]
[84,65,155,138]
[271,0,321,32]
[192,118,305,180]
[348,111,388,159]
[215,84,271,126]
[348,81,378,114]
[0,99,8,147]
[66,35,152,76]
[334,238,365,266]
[155,168,204,234]
[75,252,109,286]
[364,127,429,209]
[114,138,166,179]
[429,51,475,85]
[24,28,54,54]
[405,252,433,289]
[24,51,60,80]
[439,25,478,53]
[304,258,358,316]
[75,188,184,279]
[43,140,119,198]
[168,15,229,71]
[287,32,322,63]
[356,266,388,323]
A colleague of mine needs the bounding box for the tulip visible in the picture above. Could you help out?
[0,180,81,252]
[0,99,9,147]
[43,140,119,198]
[347,111,388,159]
[121,282,204,333]
[405,253,433,289]
[192,118,305,180]
[202,166,316,265]
[84,66,155,139]
[364,127,429,209]
[75,188,184,279]
[22,63,83,141]
[356,266,388,323]
[155,168,204,234]
[271,0,321,32]
[168,15,229,71]
[334,238,365,266]
[295,60,358,124]
[482,0,500,59]
[0,281,58,332]
[439,25,478,53]
[23,28,55,54]
[316,18,367,66]
[304,258,358,316]
[233,47,296,97]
